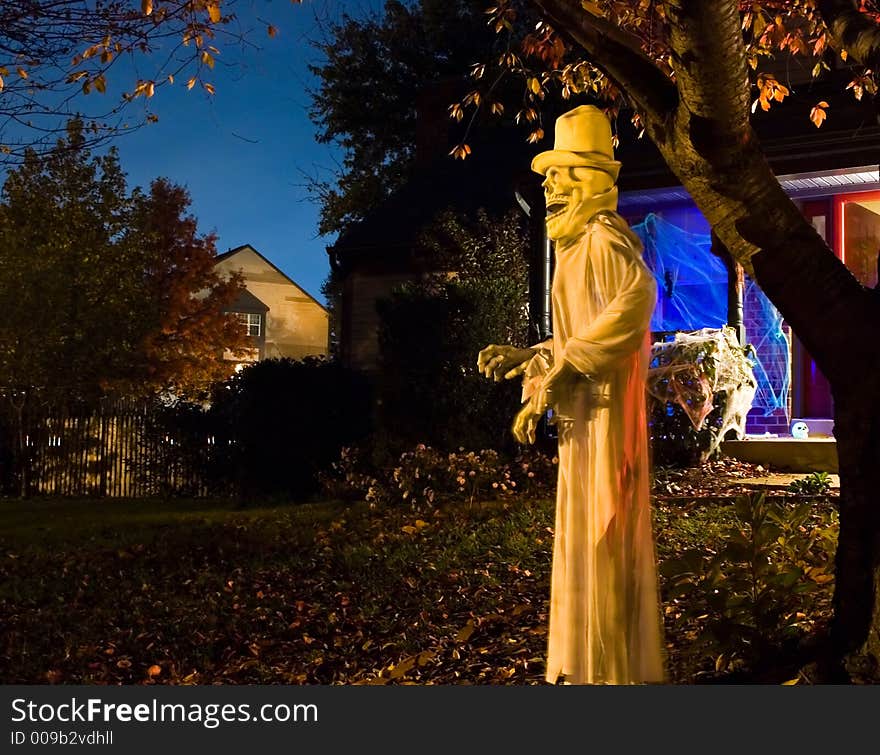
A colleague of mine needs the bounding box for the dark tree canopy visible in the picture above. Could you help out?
[307,0,542,235]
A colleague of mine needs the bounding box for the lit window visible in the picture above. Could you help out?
[237,312,261,337]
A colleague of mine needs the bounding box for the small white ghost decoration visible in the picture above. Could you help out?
[791,421,810,439]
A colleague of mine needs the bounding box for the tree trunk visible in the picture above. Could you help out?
[651,77,880,683]
[830,369,880,680]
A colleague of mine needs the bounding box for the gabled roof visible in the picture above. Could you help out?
[227,287,269,314]
[215,244,329,313]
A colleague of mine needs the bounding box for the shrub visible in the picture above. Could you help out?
[133,397,222,497]
[787,472,832,497]
[318,442,559,509]
[209,357,373,501]
[660,493,838,678]
[316,446,388,506]
[374,208,530,457]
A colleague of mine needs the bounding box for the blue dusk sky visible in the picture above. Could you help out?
[90,0,387,306]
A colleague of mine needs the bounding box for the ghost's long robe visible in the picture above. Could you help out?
[530,211,666,685]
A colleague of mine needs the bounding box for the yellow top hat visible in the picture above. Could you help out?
[531,105,621,180]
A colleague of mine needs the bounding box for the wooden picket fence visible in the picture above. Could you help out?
[0,397,232,498]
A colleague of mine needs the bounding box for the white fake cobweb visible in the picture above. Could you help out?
[647,326,757,458]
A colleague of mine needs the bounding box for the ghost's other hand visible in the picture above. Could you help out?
[512,403,543,445]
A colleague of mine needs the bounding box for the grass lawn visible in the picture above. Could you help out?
[0,485,837,685]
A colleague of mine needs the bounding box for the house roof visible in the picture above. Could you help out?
[216,244,329,313]
[613,71,880,193]
[227,287,269,314]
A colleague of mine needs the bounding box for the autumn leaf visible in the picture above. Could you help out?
[147,664,162,678]
[752,73,789,113]
[267,25,277,38]
[207,2,221,23]
[527,128,545,144]
[810,101,829,128]
[142,0,153,16]
[846,73,876,102]
[449,143,471,160]
[455,620,475,643]
[388,655,417,679]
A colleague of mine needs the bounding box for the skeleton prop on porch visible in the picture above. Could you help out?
[477,105,666,684]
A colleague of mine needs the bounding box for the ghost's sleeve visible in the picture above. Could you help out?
[561,223,657,377]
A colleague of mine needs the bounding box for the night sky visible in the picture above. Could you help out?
[87,0,387,305]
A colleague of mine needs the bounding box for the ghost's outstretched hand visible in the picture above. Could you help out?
[477,344,536,382]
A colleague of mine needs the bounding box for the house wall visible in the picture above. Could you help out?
[342,270,417,372]
[216,248,329,360]
[744,286,793,436]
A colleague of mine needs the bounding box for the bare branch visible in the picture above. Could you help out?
[0,0,256,161]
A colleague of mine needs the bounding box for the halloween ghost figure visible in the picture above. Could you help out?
[478,105,666,684]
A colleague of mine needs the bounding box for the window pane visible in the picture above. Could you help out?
[235,312,261,337]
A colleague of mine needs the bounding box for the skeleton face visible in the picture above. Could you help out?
[791,421,809,439]
[542,166,615,246]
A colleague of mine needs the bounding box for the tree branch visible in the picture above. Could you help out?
[817,0,880,69]
[665,0,751,132]
[530,0,677,123]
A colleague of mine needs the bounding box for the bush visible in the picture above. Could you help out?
[132,397,223,497]
[660,493,838,678]
[318,442,558,509]
[209,357,373,501]
[374,208,530,458]
[787,472,832,497]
